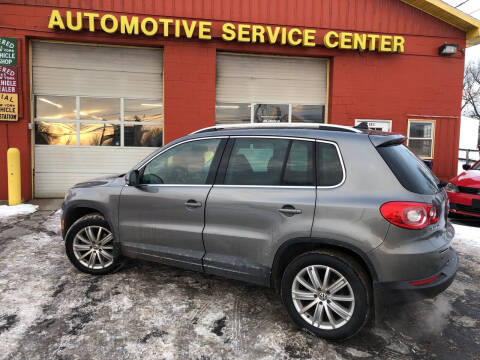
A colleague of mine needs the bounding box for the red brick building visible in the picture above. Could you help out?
[0,0,479,198]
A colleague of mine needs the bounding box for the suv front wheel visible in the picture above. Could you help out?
[65,213,122,275]
[281,251,371,340]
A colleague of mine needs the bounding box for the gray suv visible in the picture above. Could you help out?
[61,123,457,339]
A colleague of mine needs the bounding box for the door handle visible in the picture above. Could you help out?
[278,206,302,215]
[185,199,202,208]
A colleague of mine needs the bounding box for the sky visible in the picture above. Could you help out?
[443,0,480,63]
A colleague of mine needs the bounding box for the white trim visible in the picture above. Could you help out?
[120,98,125,147]
[407,120,435,159]
[34,118,163,125]
[216,102,326,125]
[221,136,345,189]
[33,95,164,147]
[34,145,161,149]
[214,185,316,189]
[315,139,347,189]
[75,96,80,146]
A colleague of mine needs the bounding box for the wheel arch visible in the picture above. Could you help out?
[270,237,378,291]
[63,202,114,239]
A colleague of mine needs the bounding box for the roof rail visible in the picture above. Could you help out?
[190,123,362,134]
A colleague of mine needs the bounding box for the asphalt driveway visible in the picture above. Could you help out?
[0,209,479,360]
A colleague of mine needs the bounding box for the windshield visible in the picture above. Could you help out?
[377,144,440,195]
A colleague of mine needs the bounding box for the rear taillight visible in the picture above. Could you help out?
[380,202,438,230]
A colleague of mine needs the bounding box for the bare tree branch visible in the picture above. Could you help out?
[462,61,480,121]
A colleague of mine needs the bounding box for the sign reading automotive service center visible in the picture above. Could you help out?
[48,10,406,53]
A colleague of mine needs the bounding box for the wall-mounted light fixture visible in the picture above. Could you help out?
[438,43,459,56]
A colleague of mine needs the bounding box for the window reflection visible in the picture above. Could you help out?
[142,138,221,184]
[79,97,120,121]
[124,125,163,147]
[408,121,434,158]
[253,104,289,123]
[409,123,432,138]
[214,103,325,124]
[124,99,163,123]
[215,103,251,124]
[292,105,325,123]
[408,139,433,158]
[35,96,76,120]
[80,123,120,146]
[35,122,76,145]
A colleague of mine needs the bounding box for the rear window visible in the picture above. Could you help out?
[377,144,439,195]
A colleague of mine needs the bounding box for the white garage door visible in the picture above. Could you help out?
[32,42,163,197]
[215,54,328,124]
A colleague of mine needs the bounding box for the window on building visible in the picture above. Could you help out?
[407,120,435,159]
[33,95,164,147]
[292,105,325,123]
[215,103,325,124]
[215,103,251,124]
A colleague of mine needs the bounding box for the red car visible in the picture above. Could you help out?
[446,161,480,218]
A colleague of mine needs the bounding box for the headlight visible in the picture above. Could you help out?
[445,182,459,193]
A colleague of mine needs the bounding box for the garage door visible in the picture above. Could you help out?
[32,42,163,197]
[215,54,328,124]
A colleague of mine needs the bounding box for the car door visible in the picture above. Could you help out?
[203,136,317,285]
[118,137,227,271]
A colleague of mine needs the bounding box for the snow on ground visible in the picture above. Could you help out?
[453,223,480,248]
[0,210,479,359]
[0,204,38,218]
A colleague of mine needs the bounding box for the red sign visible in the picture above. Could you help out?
[0,66,17,93]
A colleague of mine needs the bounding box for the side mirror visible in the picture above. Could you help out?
[126,169,140,186]
[463,164,471,171]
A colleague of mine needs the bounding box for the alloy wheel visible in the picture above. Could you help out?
[72,226,114,270]
[291,265,355,330]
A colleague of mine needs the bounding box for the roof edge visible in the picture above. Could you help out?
[401,0,480,47]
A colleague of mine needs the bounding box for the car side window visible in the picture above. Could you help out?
[141,138,221,184]
[224,138,289,185]
[317,141,344,186]
[283,140,314,186]
[224,138,314,186]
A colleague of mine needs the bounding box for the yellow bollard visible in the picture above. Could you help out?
[7,148,21,206]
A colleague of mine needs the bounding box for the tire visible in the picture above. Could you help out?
[65,213,123,275]
[281,250,371,340]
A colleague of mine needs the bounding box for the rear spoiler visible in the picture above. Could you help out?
[368,133,406,147]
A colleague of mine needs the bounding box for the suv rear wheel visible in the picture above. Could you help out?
[65,213,122,275]
[281,251,371,340]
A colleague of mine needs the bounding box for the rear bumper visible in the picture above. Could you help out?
[374,247,458,307]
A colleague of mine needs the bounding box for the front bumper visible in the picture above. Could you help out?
[450,202,480,218]
[374,247,458,307]
[447,190,480,218]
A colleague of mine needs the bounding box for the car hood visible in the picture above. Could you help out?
[451,170,480,188]
[72,174,126,188]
